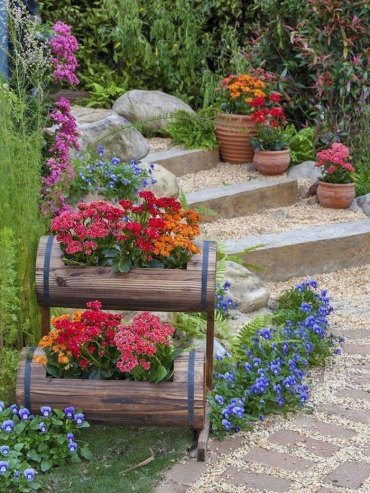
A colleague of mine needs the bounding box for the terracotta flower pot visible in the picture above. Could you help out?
[253,149,291,176]
[316,181,355,209]
[215,113,257,164]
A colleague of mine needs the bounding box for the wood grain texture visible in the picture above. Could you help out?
[36,236,217,312]
[16,348,206,429]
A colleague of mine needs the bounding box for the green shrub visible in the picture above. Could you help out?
[351,106,370,197]
[249,0,370,141]
[167,109,218,150]
[285,125,316,165]
[38,0,254,108]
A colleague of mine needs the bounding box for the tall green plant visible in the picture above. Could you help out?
[351,105,370,197]
[0,5,47,350]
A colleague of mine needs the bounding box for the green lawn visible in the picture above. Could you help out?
[41,425,192,492]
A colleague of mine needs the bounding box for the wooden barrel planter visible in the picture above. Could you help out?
[16,347,205,429]
[36,236,216,313]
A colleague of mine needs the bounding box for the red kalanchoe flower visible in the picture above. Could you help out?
[269,92,282,103]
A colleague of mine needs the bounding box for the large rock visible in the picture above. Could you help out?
[357,193,370,217]
[139,162,179,198]
[71,106,150,161]
[113,90,194,130]
[223,261,270,314]
[288,161,322,182]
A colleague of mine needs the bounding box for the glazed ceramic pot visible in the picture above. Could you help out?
[215,113,257,164]
[316,181,355,209]
[253,149,291,176]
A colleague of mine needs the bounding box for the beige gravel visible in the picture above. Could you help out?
[202,202,366,241]
[178,163,267,193]
[148,137,172,153]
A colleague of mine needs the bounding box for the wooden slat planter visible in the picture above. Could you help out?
[16,348,206,429]
[36,236,217,312]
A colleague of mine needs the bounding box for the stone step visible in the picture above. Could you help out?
[186,178,298,219]
[141,148,219,176]
[223,219,370,281]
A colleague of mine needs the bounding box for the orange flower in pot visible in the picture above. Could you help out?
[315,143,356,209]
[215,71,274,164]
[250,93,291,176]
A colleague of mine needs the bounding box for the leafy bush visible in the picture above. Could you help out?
[0,403,91,492]
[285,126,315,165]
[167,109,218,150]
[209,280,342,434]
[249,0,370,141]
[38,0,254,108]
[351,106,370,197]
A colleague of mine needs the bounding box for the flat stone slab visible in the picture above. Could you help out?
[141,148,219,176]
[243,447,315,472]
[187,178,298,219]
[324,461,370,489]
[269,429,340,458]
[222,467,291,492]
[224,219,370,281]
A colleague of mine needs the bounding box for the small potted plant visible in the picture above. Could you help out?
[315,143,355,208]
[250,93,290,175]
[215,72,269,164]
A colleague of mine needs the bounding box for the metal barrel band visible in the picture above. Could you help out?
[187,350,196,428]
[43,235,54,306]
[24,347,36,410]
[200,240,210,311]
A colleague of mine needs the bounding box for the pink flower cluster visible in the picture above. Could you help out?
[316,143,355,174]
[50,21,79,86]
[51,201,125,256]
[114,312,174,373]
[43,97,80,189]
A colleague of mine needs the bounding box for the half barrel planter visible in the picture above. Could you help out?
[16,347,205,428]
[215,113,257,164]
[15,236,217,435]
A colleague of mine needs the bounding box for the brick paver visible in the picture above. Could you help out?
[324,461,370,489]
[343,343,370,355]
[318,403,370,425]
[336,387,370,402]
[222,467,291,492]
[269,429,340,458]
[290,415,357,439]
[243,447,315,472]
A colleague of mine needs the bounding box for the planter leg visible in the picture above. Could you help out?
[40,306,50,337]
[197,406,211,462]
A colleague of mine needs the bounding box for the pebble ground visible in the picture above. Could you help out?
[153,267,370,493]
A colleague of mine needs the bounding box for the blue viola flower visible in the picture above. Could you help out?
[38,422,47,433]
[1,420,14,433]
[67,433,75,442]
[74,413,85,427]
[244,362,252,371]
[97,144,104,157]
[231,406,244,418]
[64,407,75,419]
[215,395,224,405]
[68,441,78,453]
[0,402,4,413]
[111,157,120,165]
[221,419,231,431]
[9,404,18,415]
[18,408,30,421]
[0,461,8,475]
[40,406,52,417]
[24,468,36,481]
[0,446,9,456]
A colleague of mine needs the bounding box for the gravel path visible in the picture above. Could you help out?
[153,267,370,493]
[202,202,366,241]
[148,137,173,153]
[178,163,265,193]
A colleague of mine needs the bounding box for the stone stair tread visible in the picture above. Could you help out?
[225,219,370,252]
[186,177,296,202]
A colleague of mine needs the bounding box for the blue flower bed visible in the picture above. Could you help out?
[209,280,344,434]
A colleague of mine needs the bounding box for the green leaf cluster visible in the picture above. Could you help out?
[285,125,315,165]
[167,109,218,150]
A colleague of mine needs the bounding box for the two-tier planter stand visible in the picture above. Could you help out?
[16,236,217,460]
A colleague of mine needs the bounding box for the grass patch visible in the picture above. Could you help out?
[42,425,192,492]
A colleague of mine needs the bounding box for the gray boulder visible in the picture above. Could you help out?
[113,90,194,130]
[357,193,370,216]
[71,106,150,161]
[223,261,270,314]
[288,161,322,182]
[139,162,179,198]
